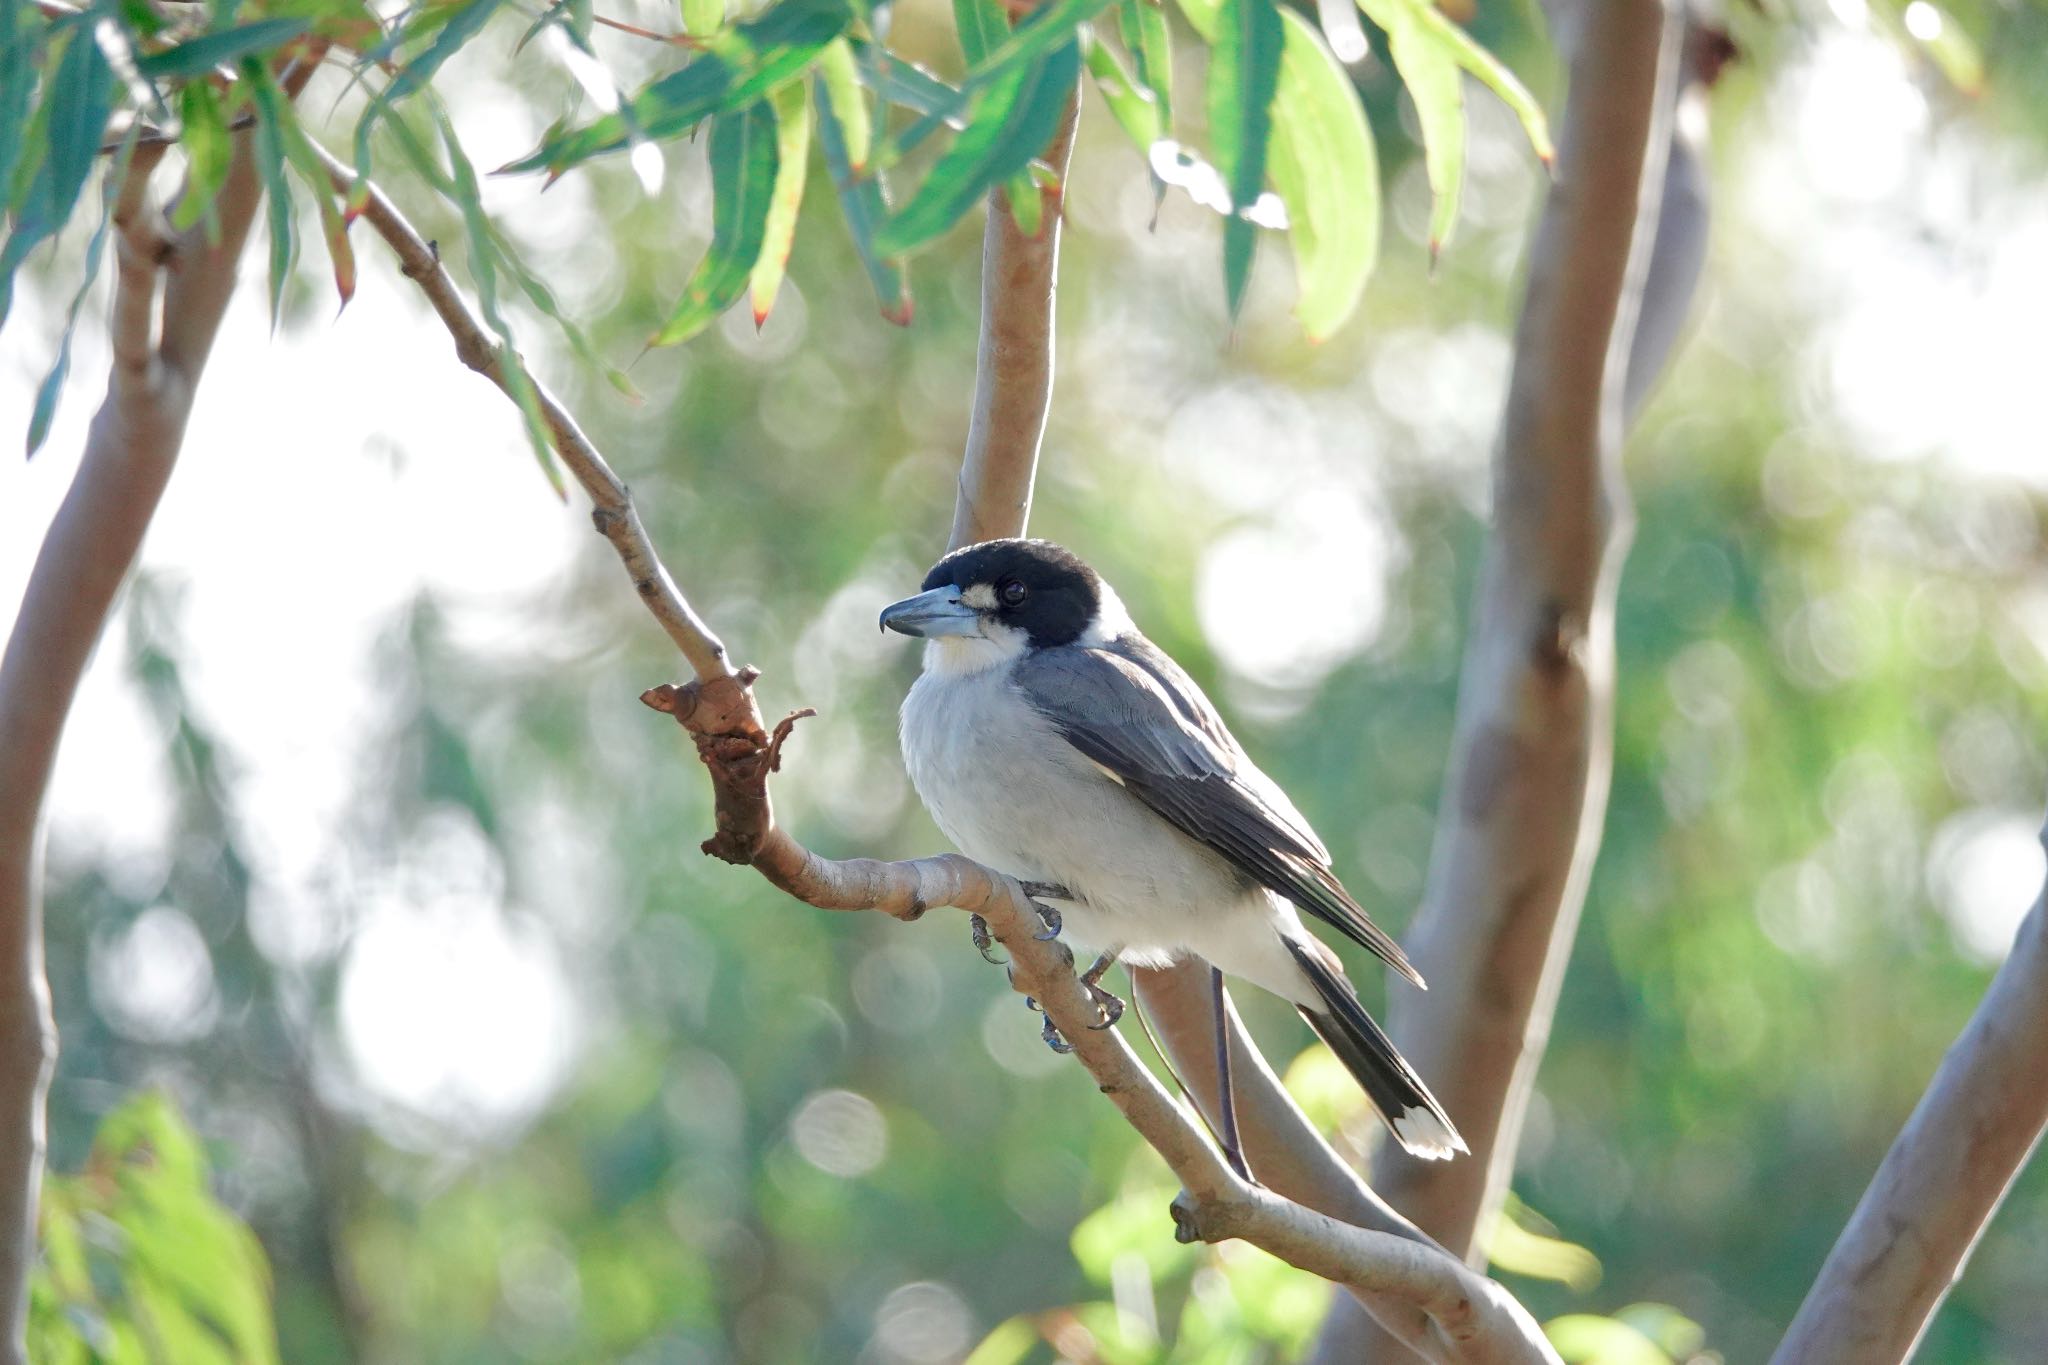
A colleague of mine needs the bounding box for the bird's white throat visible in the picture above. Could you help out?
[919,581,1136,678]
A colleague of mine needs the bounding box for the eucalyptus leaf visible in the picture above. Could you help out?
[1356,0,1551,164]
[435,101,566,494]
[1207,0,1282,320]
[814,66,909,322]
[504,0,850,176]
[241,60,298,326]
[872,40,1078,258]
[748,79,811,325]
[0,24,115,326]
[651,98,779,346]
[134,18,309,80]
[1082,32,1162,153]
[172,82,233,231]
[1267,4,1377,338]
[25,192,110,457]
[682,0,724,37]
[815,38,870,170]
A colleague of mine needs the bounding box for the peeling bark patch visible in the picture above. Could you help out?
[1459,726,1528,821]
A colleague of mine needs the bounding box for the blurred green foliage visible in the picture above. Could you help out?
[31,1092,278,1364]
[13,0,2048,1360]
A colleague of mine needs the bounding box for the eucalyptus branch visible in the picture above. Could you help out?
[1369,0,1680,1268]
[945,90,1080,554]
[0,52,320,1360]
[1771,808,2048,1364]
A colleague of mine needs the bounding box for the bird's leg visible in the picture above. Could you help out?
[1212,966,1250,1182]
[968,914,1005,965]
[1081,953,1124,1030]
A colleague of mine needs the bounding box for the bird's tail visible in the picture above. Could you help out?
[1283,936,1466,1161]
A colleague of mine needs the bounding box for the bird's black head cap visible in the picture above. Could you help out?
[922,539,1104,648]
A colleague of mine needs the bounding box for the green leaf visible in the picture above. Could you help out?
[1207,0,1283,320]
[1117,0,1172,130]
[1357,0,1551,165]
[1083,31,1162,152]
[171,82,234,231]
[813,66,909,322]
[0,0,48,203]
[433,101,566,493]
[962,1317,1038,1365]
[682,0,724,37]
[748,79,810,325]
[25,187,111,456]
[0,23,115,326]
[953,0,1009,64]
[650,99,779,346]
[134,18,308,79]
[879,0,1111,160]
[1545,1314,1672,1365]
[1485,1193,1602,1292]
[504,0,851,176]
[1266,4,1376,337]
[815,37,870,169]
[1003,172,1042,236]
[873,40,1078,257]
[846,43,963,127]
[1384,7,1460,256]
[270,98,358,307]
[386,0,502,103]
[242,60,298,325]
[487,220,641,396]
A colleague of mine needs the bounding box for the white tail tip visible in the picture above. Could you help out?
[1390,1107,1469,1161]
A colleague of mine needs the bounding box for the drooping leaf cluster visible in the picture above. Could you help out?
[1,0,1556,462]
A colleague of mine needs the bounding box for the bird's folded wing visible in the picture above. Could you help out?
[1012,641,1424,988]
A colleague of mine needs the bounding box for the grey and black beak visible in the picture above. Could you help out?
[879,585,980,638]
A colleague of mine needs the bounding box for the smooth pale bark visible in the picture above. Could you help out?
[0,50,317,1353]
[1771,813,2048,1363]
[1370,0,1679,1268]
[946,94,1080,554]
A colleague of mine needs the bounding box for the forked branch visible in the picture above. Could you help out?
[338,121,1555,1359]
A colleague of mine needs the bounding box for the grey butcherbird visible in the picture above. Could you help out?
[881,538,1464,1162]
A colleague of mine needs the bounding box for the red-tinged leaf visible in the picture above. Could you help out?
[748,80,810,325]
[651,98,780,346]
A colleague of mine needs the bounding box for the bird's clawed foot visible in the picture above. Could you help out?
[1020,882,1069,941]
[1040,1013,1074,1054]
[1081,952,1124,1030]
[969,914,1006,965]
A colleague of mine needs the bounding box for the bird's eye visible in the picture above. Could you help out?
[998,579,1029,608]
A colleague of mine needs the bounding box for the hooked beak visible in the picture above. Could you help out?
[879,585,981,638]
